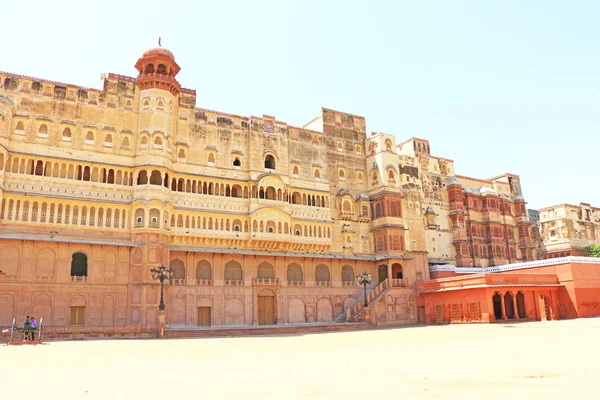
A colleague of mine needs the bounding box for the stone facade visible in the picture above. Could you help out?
[533,202,600,259]
[0,45,534,330]
[420,257,600,323]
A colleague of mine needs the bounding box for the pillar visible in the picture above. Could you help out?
[512,293,519,320]
[500,292,507,320]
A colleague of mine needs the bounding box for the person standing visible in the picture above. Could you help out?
[23,316,31,341]
[30,317,37,341]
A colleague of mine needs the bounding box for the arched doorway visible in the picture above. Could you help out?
[257,289,275,325]
[391,263,403,280]
[504,292,515,319]
[377,264,388,284]
[492,293,503,320]
[516,292,526,318]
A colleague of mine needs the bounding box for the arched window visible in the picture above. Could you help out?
[121,137,130,150]
[224,261,243,281]
[140,136,148,146]
[157,100,164,110]
[62,127,72,140]
[341,265,354,283]
[315,265,330,283]
[357,172,363,182]
[104,134,113,146]
[149,170,162,185]
[385,140,392,151]
[265,187,276,200]
[343,200,352,212]
[314,169,321,178]
[178,149,186,159]
[388,170,395,180]
[154,136,162,146]
[196,261,212,281]
[287,263,303,282]
[85,131,94,143]
[142,99,150,109]
[16,121,24,131]
[233,158,241,167]
[339,169,345,179]
[157,64,167,75]
[144,64,155,74]
[208,153,215,164]
[257,262,274,279]
[70,253,88,277]
[264,154,275,169]
[170,259,185,284]
[293,165,299,175]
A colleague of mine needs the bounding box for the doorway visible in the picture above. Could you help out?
[197,307,211,327]
[258,296,275,325]
[492,293,503,320]
[377,265,388,284]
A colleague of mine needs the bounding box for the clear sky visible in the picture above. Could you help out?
[2,1,598,209]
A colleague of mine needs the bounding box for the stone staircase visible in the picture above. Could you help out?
[163,322,371,339]
[345,278,393,323]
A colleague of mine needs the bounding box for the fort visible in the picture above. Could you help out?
[0,44,598,337]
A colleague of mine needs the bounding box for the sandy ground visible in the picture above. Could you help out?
[1,319,600,400]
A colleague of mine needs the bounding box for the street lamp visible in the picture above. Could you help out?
[150,265,173,311]
[356,271,373,307]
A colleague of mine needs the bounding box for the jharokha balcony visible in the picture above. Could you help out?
[225,279,244,287]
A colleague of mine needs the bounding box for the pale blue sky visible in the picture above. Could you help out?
[2,1,598,209]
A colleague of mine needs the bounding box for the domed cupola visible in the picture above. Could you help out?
[134,39,182,96]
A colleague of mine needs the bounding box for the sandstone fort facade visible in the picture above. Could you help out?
[0,45,547,330]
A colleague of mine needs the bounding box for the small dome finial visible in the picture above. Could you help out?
[158,36,162,47]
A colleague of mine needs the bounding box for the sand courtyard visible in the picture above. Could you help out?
[1,319,600,399]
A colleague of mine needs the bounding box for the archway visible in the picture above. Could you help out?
[377,264,388,284]
[257,289,275,325]
[492,293,503,320]
[0,294,15,326]
[316,298,333,322]
[197,298,212,327]
[288,298,306,323]
[224,298,244,325]
[504,292,515,319]
[391,263,403,280]
[516,291,526,318]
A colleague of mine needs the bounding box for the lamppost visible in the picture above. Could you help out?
[150,265,173,311]
[356,271,373,307]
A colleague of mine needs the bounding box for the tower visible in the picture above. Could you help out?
[130,43,182,314]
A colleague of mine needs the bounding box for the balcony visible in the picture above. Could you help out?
[71,275,87,283]
[315,281,331,287]
[225,279,244,287]
[171,278,185,286]
[195,279,212,286]
[287,280,304,287]
[391,278,405,287]
[254,277,279,285]
[342,281,356,287]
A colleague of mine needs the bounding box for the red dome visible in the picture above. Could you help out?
[142,46,175,61]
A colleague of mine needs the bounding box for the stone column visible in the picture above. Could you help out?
[512,293,519,320]
[501,293,507,320]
